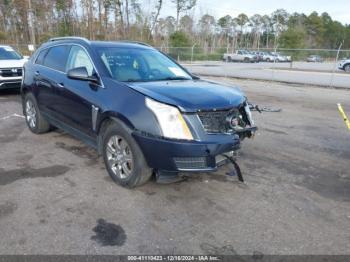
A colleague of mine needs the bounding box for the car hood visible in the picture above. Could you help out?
[126,79,246,112]
[0,59,27,68]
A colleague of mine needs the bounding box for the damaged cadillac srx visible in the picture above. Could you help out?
[21,37,257,188]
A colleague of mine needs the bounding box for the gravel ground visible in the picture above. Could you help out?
[0,79,349,255]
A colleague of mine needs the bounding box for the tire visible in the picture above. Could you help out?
[344,64,350,73]
[227,56,232,62]
[266,58,270,62]
[102,120,152,188]
[243,57,250,63]
[24,93,50,134]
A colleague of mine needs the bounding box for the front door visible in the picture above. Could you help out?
[57,45,101,138]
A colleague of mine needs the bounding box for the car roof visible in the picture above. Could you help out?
[41,37,154,50]
[90,41,153,50]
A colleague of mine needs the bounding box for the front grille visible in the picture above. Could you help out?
[174,157,208,170]
[0,82,21,89]
[198,106,249,134]
[0,68,22,77]
[198,109,231,133]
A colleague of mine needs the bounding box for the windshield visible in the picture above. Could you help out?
[0,46,22,60]
[97,47,192,82]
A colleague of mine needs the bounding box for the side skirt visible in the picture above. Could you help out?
[43,113,98,150]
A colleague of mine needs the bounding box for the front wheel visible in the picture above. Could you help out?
[24,93,51,134]
[102,120,152,188]
[344,64,350,73]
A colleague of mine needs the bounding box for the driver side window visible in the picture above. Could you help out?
[66,46,94,76]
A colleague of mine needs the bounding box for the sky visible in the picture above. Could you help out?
[152,0,350,25]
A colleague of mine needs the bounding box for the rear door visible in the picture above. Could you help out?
[34,45,70,121]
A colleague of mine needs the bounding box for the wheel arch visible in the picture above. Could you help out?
[96,112,135,155]
[343,63,350,70]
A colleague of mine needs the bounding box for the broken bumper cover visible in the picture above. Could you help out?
[132,131,241,172]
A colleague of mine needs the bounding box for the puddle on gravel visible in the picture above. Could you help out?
[55,142,98,166]
[0,165,70,186]
[91,219,126,246]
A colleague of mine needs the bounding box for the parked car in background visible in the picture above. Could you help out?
[306,55,324,63]
[270,52,292,62]
[0,45,28,90]
[250,51,264,62]
[338,58,350,72]
[261,52,276,62]
[223,50,258,63]
[22,37,257,188]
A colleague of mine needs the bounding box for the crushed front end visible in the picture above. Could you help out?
[132,99,257,179]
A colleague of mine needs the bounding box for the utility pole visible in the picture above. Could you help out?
[28,0,36,48]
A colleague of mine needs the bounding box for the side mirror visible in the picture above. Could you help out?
[67,67,99,84]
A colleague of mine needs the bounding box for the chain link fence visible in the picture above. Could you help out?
[2,43,349,63]
[2,43,349,88]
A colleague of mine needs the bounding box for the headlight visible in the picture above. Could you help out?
[145,97,193,140]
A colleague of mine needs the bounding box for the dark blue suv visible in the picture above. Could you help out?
[21,37,257,187]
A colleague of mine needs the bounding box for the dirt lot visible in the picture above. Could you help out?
[0,78,349,255]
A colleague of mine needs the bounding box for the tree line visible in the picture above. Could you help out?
[0,0,349,52]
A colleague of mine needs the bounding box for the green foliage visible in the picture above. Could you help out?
[169,31,191,47]
[279,27,306,48]
[0,31,7,40]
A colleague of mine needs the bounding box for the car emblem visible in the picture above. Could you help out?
[11,68,18,73]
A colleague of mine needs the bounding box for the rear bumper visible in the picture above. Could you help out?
[132,131,240,172]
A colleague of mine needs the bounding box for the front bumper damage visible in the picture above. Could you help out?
[133,124,257,182]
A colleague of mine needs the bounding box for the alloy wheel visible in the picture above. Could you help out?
[25,100,36,129]
[106,135,133,179]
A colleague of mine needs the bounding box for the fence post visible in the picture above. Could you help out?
[330,41,343,88]
[191,44,197,64]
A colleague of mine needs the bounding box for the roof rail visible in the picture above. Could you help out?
[49,37,90,44]
[117,40,152,47]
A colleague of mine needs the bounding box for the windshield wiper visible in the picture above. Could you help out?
[125,79,145,82]
[157,76,191,81]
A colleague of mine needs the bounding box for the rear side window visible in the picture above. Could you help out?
[43,45,70,72]
[35,49,48,65]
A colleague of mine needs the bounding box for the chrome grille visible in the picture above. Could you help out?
[0,68,22,77]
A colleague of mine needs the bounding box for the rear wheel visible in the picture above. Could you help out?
[244,57,250,63]
[344,64,350,73]
[24,93,50,134]
[102,120,152,188]
[266,58,271,62]
[227,56,232,62]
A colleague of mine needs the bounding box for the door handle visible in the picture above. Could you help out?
[56,82,64,88]
[35,71,40,76]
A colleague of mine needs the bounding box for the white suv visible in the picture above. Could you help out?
[338,58,350,72]
[0,45,28,90]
